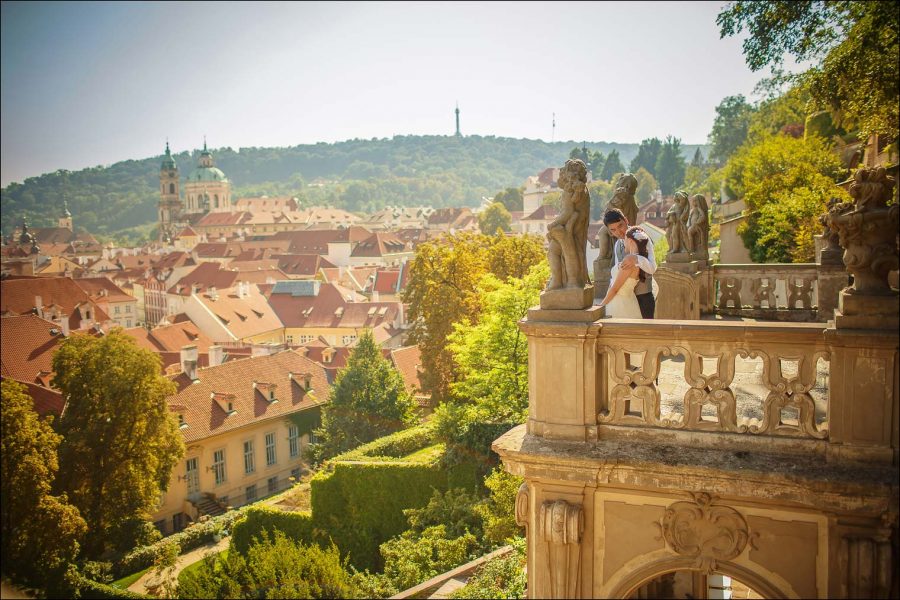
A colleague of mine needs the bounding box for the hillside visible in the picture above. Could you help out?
[0,135,709,242]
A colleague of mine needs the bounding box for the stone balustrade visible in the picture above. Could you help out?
[711,263,822,320]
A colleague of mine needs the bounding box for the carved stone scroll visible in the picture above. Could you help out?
[787,276,815,309]
[657,493,749,573]
[515,483,529,528]
[718,276,743,309]
[751,278,776,309]
[539,499,584,598]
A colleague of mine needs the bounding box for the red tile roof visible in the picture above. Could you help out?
[0,314,65,385]
[195,212,254,227]
[270,227,372,254]
[167,350,329,443]
[268,282,399,329]
[521,205,560,221]
[272,254,336,278]
[194,285,284,340]
[73,277,134,303]
[123,321,215,353]
[350,232,412,258]
[389,345,428,401]
[0,276,110,327]
[1,378,65,418]
[168,262,240,296]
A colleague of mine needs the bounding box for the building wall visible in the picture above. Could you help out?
[285,326,361,347]
[719,216,753,264]
[153,416,313,534]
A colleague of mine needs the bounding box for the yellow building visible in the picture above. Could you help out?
[154,348,328,533]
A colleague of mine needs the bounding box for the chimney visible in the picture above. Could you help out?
[180,344,198,380]
[208,344,224,367]
[372,291,380,302]
[59,313,70,336]
[251,342,277,358]
[209,286,218,300]
[35,295,43,318]
[236,280,247,299]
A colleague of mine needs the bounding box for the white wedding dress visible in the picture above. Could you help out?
[604,270,643,319]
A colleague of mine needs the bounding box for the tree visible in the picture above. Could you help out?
[723,132,850,262]
[588,149,606,179]
[52,330,184,557]
[633,167,659,205]
[654,136,687,195]
[599,149,625,181]
[707,95,756,165]
[478,202,512,234]
[718,1,899,139]
[312,331,417,460]
[177,531,358,599]
[446,263,547,421]
[629,137,662,176]
[492,187,523,212]
[380,525,480,592]
[691,148,705,167]
[588,180,615,220]
[474,467,524,546]
[1,380,87,587]
[486,233,545,282]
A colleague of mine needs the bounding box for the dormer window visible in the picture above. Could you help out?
[211,392,237,415]
[178,414,188,429]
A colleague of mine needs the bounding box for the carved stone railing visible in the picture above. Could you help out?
[596,320,829,440]
[711,263,824,321]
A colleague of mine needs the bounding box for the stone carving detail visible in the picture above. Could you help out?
[539,499,584,598]
[515,482,530,528]
[656,493,750,573]
[597,345,829,438]
[718,276,743,309]
[665,191,691,256]
[596,173,639,261]
[687,194,710,259]
[787,276,814,309]
[546,159,591,291]
[750,278,776,309]
[824,166,899,294]
[818,197,845,265]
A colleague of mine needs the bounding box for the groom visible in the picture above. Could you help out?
[601,208,657,318]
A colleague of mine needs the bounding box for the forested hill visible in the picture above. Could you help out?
[1,135,709,241]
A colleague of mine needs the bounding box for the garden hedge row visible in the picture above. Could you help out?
[231,506,315,555]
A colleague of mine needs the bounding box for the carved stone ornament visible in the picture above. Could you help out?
[824,166,899,294]
[539,499,585,598]
[515,482,529,528]
[656,492,750,573]
[665,191,691,256]
[546,159,592,291]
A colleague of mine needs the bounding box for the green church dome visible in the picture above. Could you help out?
[186,166,228,182]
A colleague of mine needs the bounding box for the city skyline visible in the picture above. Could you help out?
[1,1,805,187]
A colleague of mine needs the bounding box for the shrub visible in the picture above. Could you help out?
[475,467,524,546]
[231,506,315,555]
[330,422,435,461]
[381,525,481,592]
[449,540,526,599]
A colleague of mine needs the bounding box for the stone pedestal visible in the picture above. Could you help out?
[593,258,613,301]
[654,267,700,320]
[540,285,595,310]
[834,289,900,330]
[816,265,850,320]
[664,254,701,275]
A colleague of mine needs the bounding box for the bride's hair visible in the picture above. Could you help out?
[625,226,650,282]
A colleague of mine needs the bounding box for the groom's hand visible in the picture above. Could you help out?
[621,255,638,269]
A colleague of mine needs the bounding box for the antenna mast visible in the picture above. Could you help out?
[552,112,556,143]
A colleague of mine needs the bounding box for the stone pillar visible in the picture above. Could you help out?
[520,308,603,442]
[654,266,700,320]
[816,265,849,321]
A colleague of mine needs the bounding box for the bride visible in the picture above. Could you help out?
[598,226,650,319]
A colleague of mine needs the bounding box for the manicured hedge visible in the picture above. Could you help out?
[231,506,315,555]
[113,508,247,578]
[331,423,436,461]
[75,575,152,599]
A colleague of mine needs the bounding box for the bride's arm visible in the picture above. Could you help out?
[598,263,636,306]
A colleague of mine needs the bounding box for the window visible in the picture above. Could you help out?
[309,429,319,445]
[173,512,186,532]
[126,305,132,313]
[267,476,278,494]
[213,449,226,485]
[169,183,175,194]
[265,432,276,466]
[341,335,356,345]
[286,335,293,344]
[245,484,257,503]
[288,425,299,458]
[114,306,120,314]
[126,319,132,328]
[186,457,199,495]
[243,440,255,474]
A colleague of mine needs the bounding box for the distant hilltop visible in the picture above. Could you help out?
[1,135,709,241]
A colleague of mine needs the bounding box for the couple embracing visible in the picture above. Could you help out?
[597,207,657,319]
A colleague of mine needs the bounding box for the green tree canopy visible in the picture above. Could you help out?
[691,147,705,167]
[51,330,184,557]
[312,331,417,461]
[633,167,659,205]
[718,1,899,139]
[629,137,663,177]
[654,136,687,195]
[708,95,757,165]
[1,380,87,587]
[492,187,524,212]
[478,202,512,234]
[600,149,625,181]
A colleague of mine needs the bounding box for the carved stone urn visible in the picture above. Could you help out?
[824,166,899,328]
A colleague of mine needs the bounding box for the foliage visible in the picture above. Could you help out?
[633,167,659,204]
[231,508,315,556]
[599,149,625,181]
[723,133,850,262]
[380,525,481,593]
[404,488,484,540]
[718,1,898,139]
[654,136,687,195]
[629,137,663,177]
[176,530,358,599]
[569,146,606,178]
[588,179,615,220]
[1,380,87,587]
[446,263,547,421]
[478,202,512,234]
[475,468,525,547]
[486,233,545,282]
[708,95,756,165]
[310,331,417,462]
[492,187,524,212]
[747,85,812,142]
[73,572,153,599]
[449,540,527,600]
[114,507,246,578]
[653,235,669,266]
[51,330,184,558]
[329,422,436,461]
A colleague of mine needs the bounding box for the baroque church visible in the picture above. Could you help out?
[158,140,232,243]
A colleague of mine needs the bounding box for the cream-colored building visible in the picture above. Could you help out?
[153,348,328,533]
[182,142,231,215]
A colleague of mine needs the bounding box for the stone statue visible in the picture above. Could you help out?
[687,193,709,259]
[665,191,691,255]
[546,158,591,290]
[818,197,844,264]
[596,173,638,260]
[824,166,898,294]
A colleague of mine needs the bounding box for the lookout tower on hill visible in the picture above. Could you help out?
[455,103,461,137]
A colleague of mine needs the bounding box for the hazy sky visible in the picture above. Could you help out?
[1,1,786,186]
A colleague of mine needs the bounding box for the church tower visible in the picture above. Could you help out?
[58,200,73,230]
[159,141,181,243]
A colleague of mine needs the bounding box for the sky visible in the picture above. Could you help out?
[1,1,791,187]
